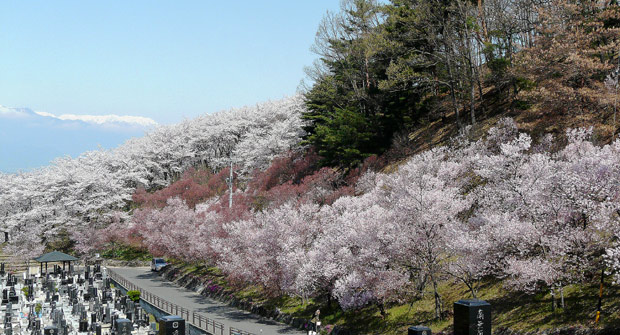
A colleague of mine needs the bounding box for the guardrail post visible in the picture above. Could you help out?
[107,268,256,335]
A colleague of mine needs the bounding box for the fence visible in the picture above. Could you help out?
[107,268,243,335]
[229,327,256,335]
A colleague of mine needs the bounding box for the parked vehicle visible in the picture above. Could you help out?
[151,258,167,272]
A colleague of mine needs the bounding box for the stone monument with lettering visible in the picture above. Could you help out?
[453,299,491,335]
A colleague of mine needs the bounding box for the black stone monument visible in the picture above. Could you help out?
[158,315,185,335]
[408,326,432,335]
[116,318,132,335]
[453,299,491,335]
[43,325,58,335]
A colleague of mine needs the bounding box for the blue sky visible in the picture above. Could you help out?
[0,1,341,172]
[0,1,339,124]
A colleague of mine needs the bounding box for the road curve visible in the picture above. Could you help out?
[110,266,305,335]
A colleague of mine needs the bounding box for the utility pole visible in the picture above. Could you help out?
[226,160,233,208]
[614,49,619,138]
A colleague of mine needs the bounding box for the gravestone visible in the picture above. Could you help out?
[2,288,8,304]
[44,325,58,335]
[116,318,132,335]
[79,319,88,332]
[453,299,491,335]
[8,287,18,303]
[104,306,111,323]
[408,326,432,335]
[59,319,67,335]
[89,286,97,299]
[7,295,17,305]
[158,315,185,335]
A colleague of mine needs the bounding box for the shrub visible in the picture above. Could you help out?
[127,290,141,302]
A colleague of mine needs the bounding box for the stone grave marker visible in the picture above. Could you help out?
[44,325,58,335]
[116,318,132,335]
[158,315,185,335]
[454,299,491,335]
[408,326,431,335]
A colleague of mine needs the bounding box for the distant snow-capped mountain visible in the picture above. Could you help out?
[0,105,157,127]
[34,110,158,127]
[0,105,158,172]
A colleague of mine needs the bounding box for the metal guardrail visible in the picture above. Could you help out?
[193,312,225,335]
[107,268,250,335]
[229,327,256,335]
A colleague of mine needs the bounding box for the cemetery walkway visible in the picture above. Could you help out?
[109,267,305,335]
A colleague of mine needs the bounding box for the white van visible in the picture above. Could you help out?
[150,258,167,272]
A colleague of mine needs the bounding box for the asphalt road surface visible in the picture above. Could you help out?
[111,267,305,335]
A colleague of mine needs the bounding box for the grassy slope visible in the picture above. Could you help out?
[406,87,618,158]
[168,260,620,334]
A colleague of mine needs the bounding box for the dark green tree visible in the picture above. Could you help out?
[308,107,375,167]
[303,0,409,168]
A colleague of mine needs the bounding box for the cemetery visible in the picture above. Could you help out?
[0,251,173,335]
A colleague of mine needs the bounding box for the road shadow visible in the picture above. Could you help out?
[115,267,306,334]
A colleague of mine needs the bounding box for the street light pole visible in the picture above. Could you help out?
[226,160,233,208]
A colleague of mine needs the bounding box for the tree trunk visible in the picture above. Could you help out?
[470,78,476,125]
[432,276,443,320]
[447,61,462,129]
[462,278,478,299]
[468,283,478,299]
[477,0,489,40]
[463,20,476,125]
[477,64,485,114]
[614,70,618,137]
[451,84,461,128]
[378,302,387,318]
[560,285,565,309]
[550,287,556,312]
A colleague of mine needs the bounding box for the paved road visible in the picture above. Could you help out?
[111,267,305,335]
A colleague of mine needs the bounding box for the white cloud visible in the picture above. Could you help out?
[35,111,158,127]
[0,105,158,127]
[0,105,31,118]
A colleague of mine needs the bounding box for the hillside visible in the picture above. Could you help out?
[405,91,617,161]
[159,260,620,334]
[0,96,306,251]
[0,0,619,334]
[81,115,620,335]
